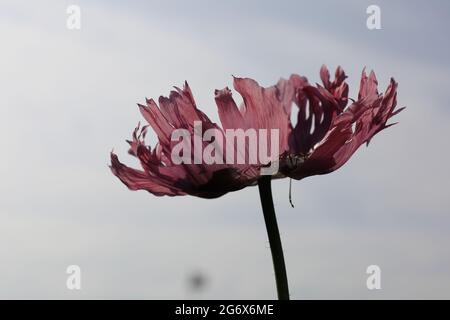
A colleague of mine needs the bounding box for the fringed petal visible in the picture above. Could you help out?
[284,67,404,180]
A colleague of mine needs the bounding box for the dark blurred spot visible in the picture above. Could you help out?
[188,271,208,292]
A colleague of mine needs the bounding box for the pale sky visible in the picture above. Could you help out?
[0,0,449,299]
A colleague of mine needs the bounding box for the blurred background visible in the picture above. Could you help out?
[0,0,449,299]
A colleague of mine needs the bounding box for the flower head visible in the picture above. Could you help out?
[110,66,403,198]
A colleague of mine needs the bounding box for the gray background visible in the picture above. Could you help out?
[0,0,449,299]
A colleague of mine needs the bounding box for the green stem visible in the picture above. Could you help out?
[258,176,290,300]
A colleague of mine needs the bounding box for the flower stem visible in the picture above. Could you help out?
[258,175,290,300]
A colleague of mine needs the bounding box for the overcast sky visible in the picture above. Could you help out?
[0,0,449,299]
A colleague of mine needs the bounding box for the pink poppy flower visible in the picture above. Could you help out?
[110,66,403,198]
[109,65,403,300]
